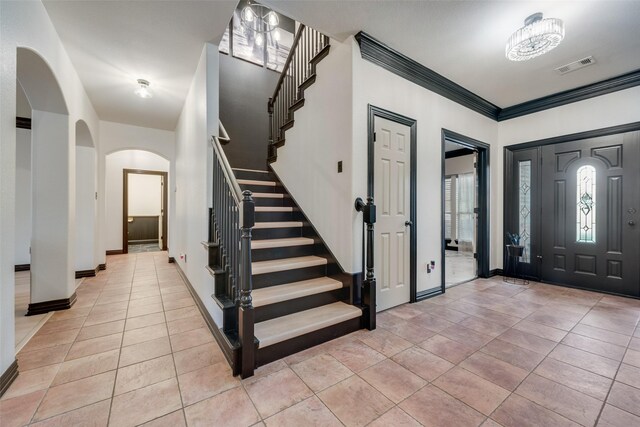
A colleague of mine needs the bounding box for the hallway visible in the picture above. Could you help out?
[1,253,639,426]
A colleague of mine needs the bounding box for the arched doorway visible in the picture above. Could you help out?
[105,150,170,255]
[16,48,75,317]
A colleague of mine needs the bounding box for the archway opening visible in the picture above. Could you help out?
[105,150,170,255]
[15,47,74,329]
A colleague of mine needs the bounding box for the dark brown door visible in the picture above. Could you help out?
[540,132,640,296]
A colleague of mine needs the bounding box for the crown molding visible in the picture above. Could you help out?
[354,31,640,122]
[355,32,500,120]
[497,69,640,121]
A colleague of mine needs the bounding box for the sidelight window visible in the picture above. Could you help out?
[576,165,596,243]
[518,160,531,262]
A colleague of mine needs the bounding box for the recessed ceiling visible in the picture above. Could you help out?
[261,0,640,107]
[43,0,238,130]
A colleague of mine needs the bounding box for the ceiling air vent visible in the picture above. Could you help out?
[555,56,596,75]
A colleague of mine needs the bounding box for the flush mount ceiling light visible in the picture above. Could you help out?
[506,13,565,61]
[241,1,280,47]
[134,78,153,99]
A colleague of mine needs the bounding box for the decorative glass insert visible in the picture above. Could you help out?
[576,165,596,242]
[518,160,531,262]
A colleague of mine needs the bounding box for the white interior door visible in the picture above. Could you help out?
[374,117,411,311]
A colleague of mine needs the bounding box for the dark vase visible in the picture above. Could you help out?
[506,244,524,257]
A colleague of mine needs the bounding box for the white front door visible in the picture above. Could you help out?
[374,117,411,311]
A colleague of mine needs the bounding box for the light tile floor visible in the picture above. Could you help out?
[445,250,476,287]
[15,271,52,351]
[15,272,83,352]
[2,252,640,426]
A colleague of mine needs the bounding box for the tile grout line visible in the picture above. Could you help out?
[156,253,188,427]
[485,293,607,425]
[25,255,126,425]
[593,316,640,425]
[106,252,137,427]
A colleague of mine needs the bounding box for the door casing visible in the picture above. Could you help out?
[503,120,640,295]
[367,105,417,303]
[441,130,491,294]
[123,169,168,254]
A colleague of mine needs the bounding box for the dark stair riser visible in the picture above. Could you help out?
[252,244,316,262]
[233,170,275,181]
[253,227,303,240]
[240,184,285,194]
[252,264,327,289]
[255,211,296,222]
[254,287,348,323]
[253,197,286,207]
[256,316,361,367]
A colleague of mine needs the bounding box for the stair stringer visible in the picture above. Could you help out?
[269,38,359,278]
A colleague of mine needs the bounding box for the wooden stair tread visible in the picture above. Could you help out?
[254,221,302,229]
[255,206,293,212]
[255,302,361,348]
[252,277,342,308]
[237,179,277,186]
[232,168,269,173]
[252,192,284,198]
[252,256,327,275]
[252,237,314,250]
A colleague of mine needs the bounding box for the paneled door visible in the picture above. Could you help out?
[374,117,411,310]
[540,132,640,296]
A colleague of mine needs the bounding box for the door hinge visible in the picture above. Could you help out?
[373,132,376,142]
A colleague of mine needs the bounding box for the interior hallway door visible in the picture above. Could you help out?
[374,117,411,311]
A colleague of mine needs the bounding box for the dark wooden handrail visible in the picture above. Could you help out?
[267,24,330,159]
[210,132,255,378]
[269,24,307,103]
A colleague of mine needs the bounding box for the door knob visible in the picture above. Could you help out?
[629,220,636,226]
[405,220,413,227]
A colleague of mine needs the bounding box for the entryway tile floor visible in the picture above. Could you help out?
[2,252,640,426]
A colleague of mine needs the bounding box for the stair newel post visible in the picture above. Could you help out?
[239,190,256,378]
[362,196,377,330]
[267,99,274,161]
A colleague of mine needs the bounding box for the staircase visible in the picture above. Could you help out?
[232,168,362,366]
[207,23,375,379]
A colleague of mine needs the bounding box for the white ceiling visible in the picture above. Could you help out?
[42,1,640,131]
[262,0,640,107]
[43,0,238,130]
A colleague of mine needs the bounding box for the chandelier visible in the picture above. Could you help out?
[240,1,280,47]
[506,13,565,61]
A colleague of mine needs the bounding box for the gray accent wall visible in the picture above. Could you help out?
[219,53,279,170]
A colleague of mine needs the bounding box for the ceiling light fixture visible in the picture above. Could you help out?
[506,13,565,61]
[240,1,280,46]
[134,78,153,99]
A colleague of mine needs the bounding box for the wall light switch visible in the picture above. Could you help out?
[337,161,343,173]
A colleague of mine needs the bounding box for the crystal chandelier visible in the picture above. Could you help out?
[240,1,280,47]
[506,13,565,61]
